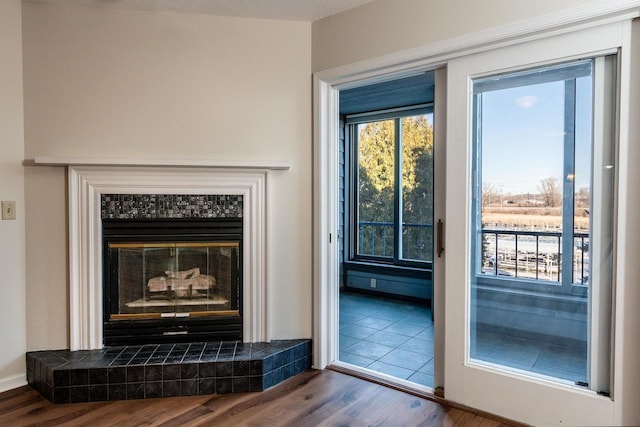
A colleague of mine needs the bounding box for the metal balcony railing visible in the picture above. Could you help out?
[355,222,589,284]
[357,221,433,262]
[481,229,589,285]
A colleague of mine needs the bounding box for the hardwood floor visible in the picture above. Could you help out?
[1,369,516,426]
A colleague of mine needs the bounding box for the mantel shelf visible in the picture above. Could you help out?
[33,156,291,170]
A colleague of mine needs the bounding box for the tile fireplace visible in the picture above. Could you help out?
[25,162,313,403]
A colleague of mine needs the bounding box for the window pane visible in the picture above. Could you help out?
[401,114,434,262]
[357,120,395,257]
[469,59,613,389]
[479,79,565,281]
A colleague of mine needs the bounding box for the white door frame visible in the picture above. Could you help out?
[314,66,446,392]
[313,65,446,373]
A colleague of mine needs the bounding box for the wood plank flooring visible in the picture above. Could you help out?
[0,369,516,426]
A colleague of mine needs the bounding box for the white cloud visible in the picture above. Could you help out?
[516,95,538,108]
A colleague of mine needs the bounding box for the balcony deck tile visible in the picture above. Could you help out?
[339,351,375,368]
[339,290,587,388]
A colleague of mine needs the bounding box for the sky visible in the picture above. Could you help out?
[479,75,593,196]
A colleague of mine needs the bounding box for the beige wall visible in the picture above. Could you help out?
[22,2,312,349]
[0,0,26,391]
[312,0,602,72]
[24,167,68,351]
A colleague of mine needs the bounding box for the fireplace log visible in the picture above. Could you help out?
[147,269,216,299]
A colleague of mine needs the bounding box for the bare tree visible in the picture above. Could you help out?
[575,187,590,209]
[538,177,560,207]
[482,183,498,207]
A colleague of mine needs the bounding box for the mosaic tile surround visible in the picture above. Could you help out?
[27,340,311,404]
[101,194,243,220]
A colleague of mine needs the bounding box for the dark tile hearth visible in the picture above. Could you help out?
[27,339,311,404]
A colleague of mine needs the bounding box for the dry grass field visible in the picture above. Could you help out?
[482,207,589,231]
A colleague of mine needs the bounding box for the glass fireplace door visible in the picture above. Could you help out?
[108,242,239,319]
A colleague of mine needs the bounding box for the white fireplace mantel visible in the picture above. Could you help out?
[34,156,291,170]
[58,163,284,350]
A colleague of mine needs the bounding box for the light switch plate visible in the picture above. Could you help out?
[1,201,16,220]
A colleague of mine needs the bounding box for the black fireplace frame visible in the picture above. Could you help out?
[102,219,243,346]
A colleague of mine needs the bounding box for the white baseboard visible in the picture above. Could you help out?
[0,373,27,393]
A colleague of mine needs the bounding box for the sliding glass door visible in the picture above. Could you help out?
[445,23,622,425]
[469,58,615,390]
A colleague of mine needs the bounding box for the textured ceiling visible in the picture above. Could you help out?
[26,0,377,21]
